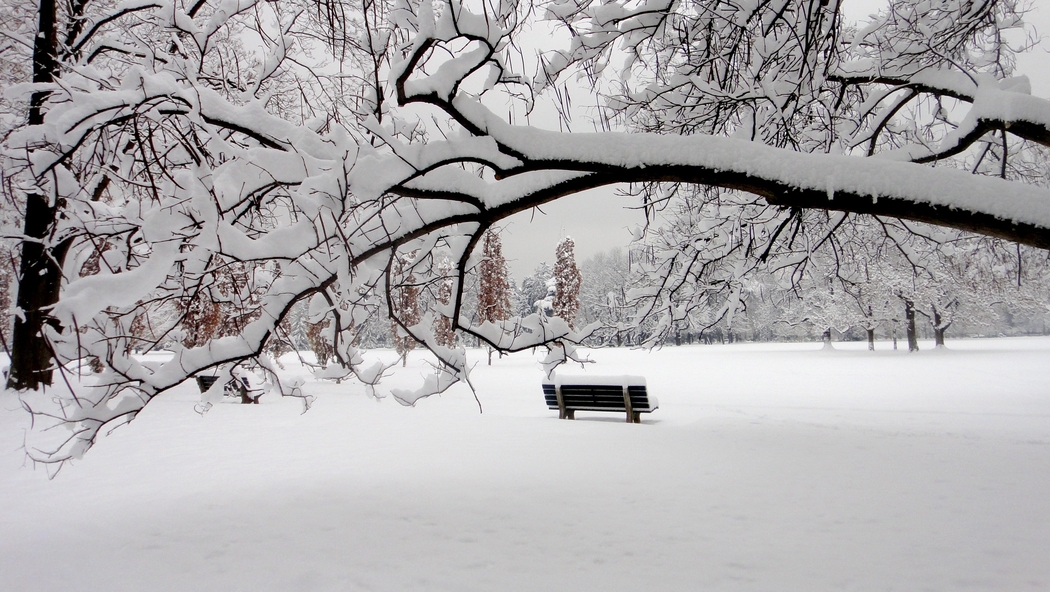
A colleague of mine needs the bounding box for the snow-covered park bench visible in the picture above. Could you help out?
[195,375,262,404]
[542,376,658,423]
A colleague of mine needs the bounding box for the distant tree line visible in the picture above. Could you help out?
[571,218,1050,350]
[68,220,1046,366]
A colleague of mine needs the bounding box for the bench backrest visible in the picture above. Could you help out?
[541,383,655,412]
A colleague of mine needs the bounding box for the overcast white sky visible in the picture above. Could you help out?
[497,0,1050,280]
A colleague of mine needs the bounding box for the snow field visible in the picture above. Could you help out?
[1,337,1049,591]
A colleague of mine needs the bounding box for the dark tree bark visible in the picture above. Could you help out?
[8,0,62,390]
[904,299,919,352]
[866,328,875,351]
[932,306,949,348]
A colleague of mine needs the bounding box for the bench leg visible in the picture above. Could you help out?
[556,384,571,419]
[632,411,641,423]
[564,409,575,420]
[621,384,634,424]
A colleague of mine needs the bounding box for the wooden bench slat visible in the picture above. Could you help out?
[552,398,652,407]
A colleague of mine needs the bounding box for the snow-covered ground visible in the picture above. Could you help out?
[1,337,1049,591]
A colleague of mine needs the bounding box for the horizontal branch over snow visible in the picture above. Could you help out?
[392,101,1050,249]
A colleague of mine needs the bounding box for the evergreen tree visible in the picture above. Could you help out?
[433,257,456,348]
[477,231,511,324]
[477,231,511,363]
[553,237,582,327]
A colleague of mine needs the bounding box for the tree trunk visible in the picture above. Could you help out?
[904,299,919,352]
[821,328,833,349]
[932,306,947,347]
[236,381,260,404]
[866,328,875,351]
[8,0,63,391]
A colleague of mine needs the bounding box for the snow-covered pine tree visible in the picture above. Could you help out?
[477,231,511,363]
[477,231,511,325]
[553,237,582,327]
[433,257,456,348]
